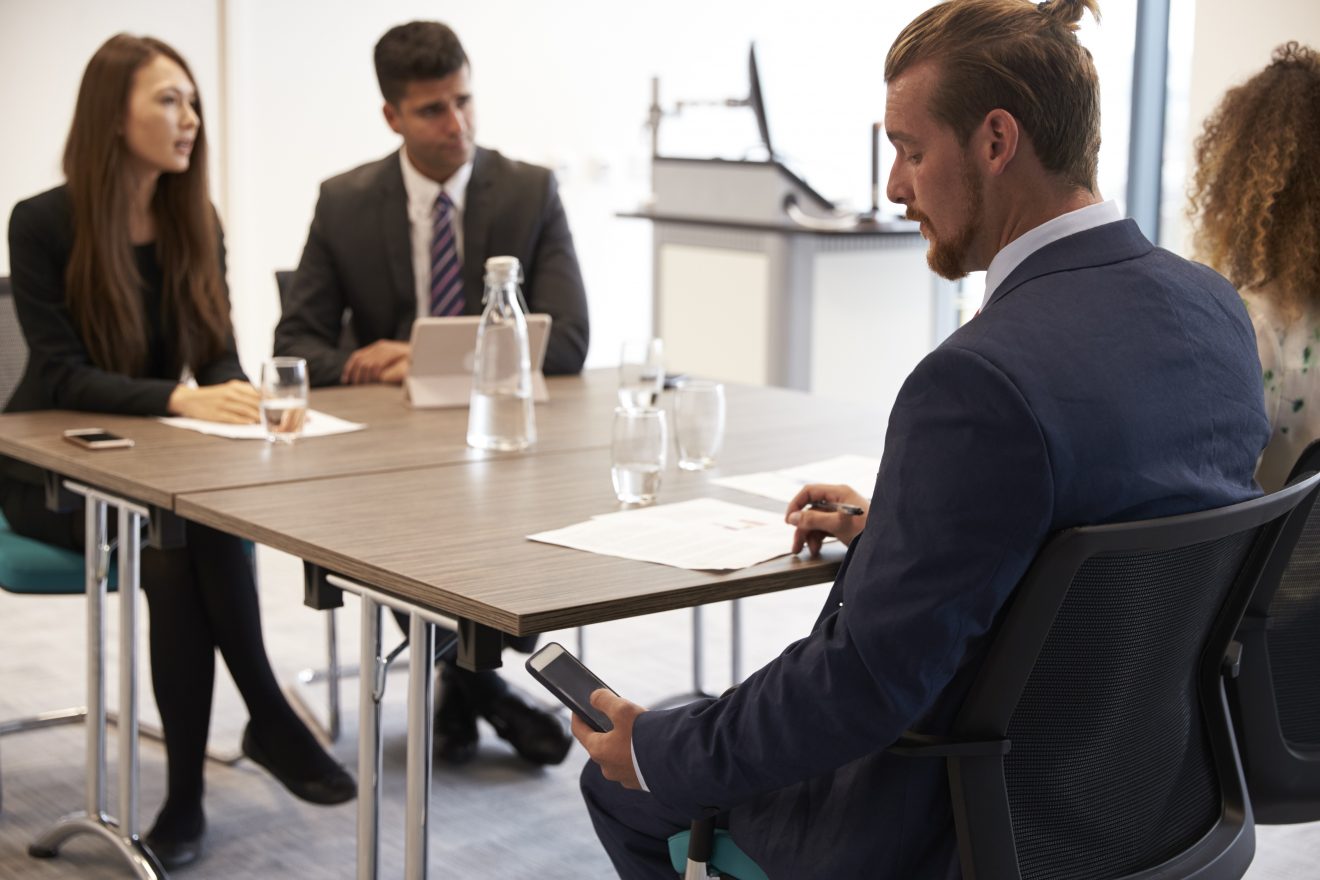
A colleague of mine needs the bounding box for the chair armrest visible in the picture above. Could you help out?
[687,817,716,863]
[887,730,1011,758]
[1222,640,1243,679]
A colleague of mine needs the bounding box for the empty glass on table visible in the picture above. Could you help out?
[673,379,725,470]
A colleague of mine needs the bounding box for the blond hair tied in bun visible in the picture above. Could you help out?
[1034,0,1101,29]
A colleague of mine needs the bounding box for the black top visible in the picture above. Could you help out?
[3,184,246,484]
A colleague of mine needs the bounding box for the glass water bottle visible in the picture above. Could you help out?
[467,256,536,451]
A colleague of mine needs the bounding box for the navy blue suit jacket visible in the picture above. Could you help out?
[631,219,1269,878]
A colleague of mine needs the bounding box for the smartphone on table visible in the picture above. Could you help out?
[525,641,616,732]
[63,428,135,450]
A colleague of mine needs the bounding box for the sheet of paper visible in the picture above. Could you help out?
[158,409,366,440]
[528,498,794,571]
[710,454,881,503]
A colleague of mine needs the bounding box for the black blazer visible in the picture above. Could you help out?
[3,185,246,484]
[632,220,1271,878]
[273,147,590,387]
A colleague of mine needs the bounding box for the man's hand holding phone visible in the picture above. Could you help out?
[572,690,646,790]
[526,642,646,790]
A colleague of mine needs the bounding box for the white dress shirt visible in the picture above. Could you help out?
[981,199,1123,309]
[399,147,474,319]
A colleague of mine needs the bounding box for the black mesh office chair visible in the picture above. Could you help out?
[1228,439,1320,822]
[0,275,102,814]
[0,276,23,398]
[0,276,245,814]
[880,474,1320,880]
[676,475,1320,879]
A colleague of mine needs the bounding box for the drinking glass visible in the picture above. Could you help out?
[260,357,309,445]
[673,380,725,470]
[618,338,665,411]
[611,407,668,505]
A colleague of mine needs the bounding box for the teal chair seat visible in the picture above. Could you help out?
[0,509,117,594]
[668,828,768,880]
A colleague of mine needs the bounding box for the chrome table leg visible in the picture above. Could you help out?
[30,488,164,878]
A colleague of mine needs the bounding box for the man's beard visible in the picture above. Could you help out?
[907,162,983,281]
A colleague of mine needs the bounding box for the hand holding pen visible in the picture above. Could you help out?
[785,484,869,556]
[806,500,864,516]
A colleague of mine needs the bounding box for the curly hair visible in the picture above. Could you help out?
[1190,42,1320,316]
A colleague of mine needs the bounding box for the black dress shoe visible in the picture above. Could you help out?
[241,724,356,805]
[434,669,479,764]
[483,690,572,766]
[145,819,205,870]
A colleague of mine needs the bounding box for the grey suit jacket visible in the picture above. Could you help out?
[274,147,589,386]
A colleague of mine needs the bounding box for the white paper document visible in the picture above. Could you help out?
[158,409,366,440]
[710,454,881,503]
[528,498,795,571]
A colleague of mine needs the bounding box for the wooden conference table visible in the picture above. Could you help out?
[0,369,888,879]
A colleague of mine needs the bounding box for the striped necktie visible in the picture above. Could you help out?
[428,192,464,317]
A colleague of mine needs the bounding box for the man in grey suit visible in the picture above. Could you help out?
[274,22,589,388]
[275,21,584,766]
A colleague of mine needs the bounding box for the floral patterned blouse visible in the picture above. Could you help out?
[1242,287,1320,491]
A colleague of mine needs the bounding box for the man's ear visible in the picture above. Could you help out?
[980,108,1020,177]
[383,101,402,135]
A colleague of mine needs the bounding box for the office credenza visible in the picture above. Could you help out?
[627,156,957,418]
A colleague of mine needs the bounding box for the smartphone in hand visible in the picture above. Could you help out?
[525,642,615,732]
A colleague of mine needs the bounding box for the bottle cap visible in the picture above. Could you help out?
[484,256,522,285]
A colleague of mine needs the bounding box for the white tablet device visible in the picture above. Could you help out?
[405,314,552,408]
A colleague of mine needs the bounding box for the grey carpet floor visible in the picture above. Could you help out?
[1,547,1318,879]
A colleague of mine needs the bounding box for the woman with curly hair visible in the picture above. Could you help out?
[1190,42,1320,491]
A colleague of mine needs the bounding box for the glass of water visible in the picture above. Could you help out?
[618,338,665,411]
[673,380,725,470]
[611,406,667,505]
[260,357,309,445]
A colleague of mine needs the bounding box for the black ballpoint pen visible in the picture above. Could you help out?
[807,500,864,516]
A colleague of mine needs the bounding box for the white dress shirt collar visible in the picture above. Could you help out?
[981,199,1123,309]
[399,147,473,219]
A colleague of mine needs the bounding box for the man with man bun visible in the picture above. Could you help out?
[575,2,1269,876]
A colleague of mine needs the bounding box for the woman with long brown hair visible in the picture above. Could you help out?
[1190,41,1320,492]
[2,34,353,868]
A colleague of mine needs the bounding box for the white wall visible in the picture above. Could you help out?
[218,0,936,376]
[1172,0,1320,254]
[0,0,222,267]
[8,0,1313,382]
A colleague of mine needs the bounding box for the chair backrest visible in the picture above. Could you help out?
[274,269,295,315]
[0,276,28,407]
[274,269,357,351]
[943,473,1320,880]
[1227,440,1320,822]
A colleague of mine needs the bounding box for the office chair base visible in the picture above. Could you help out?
[30,812,166,879]
[655,603,743,709]
[0,706,240,765]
